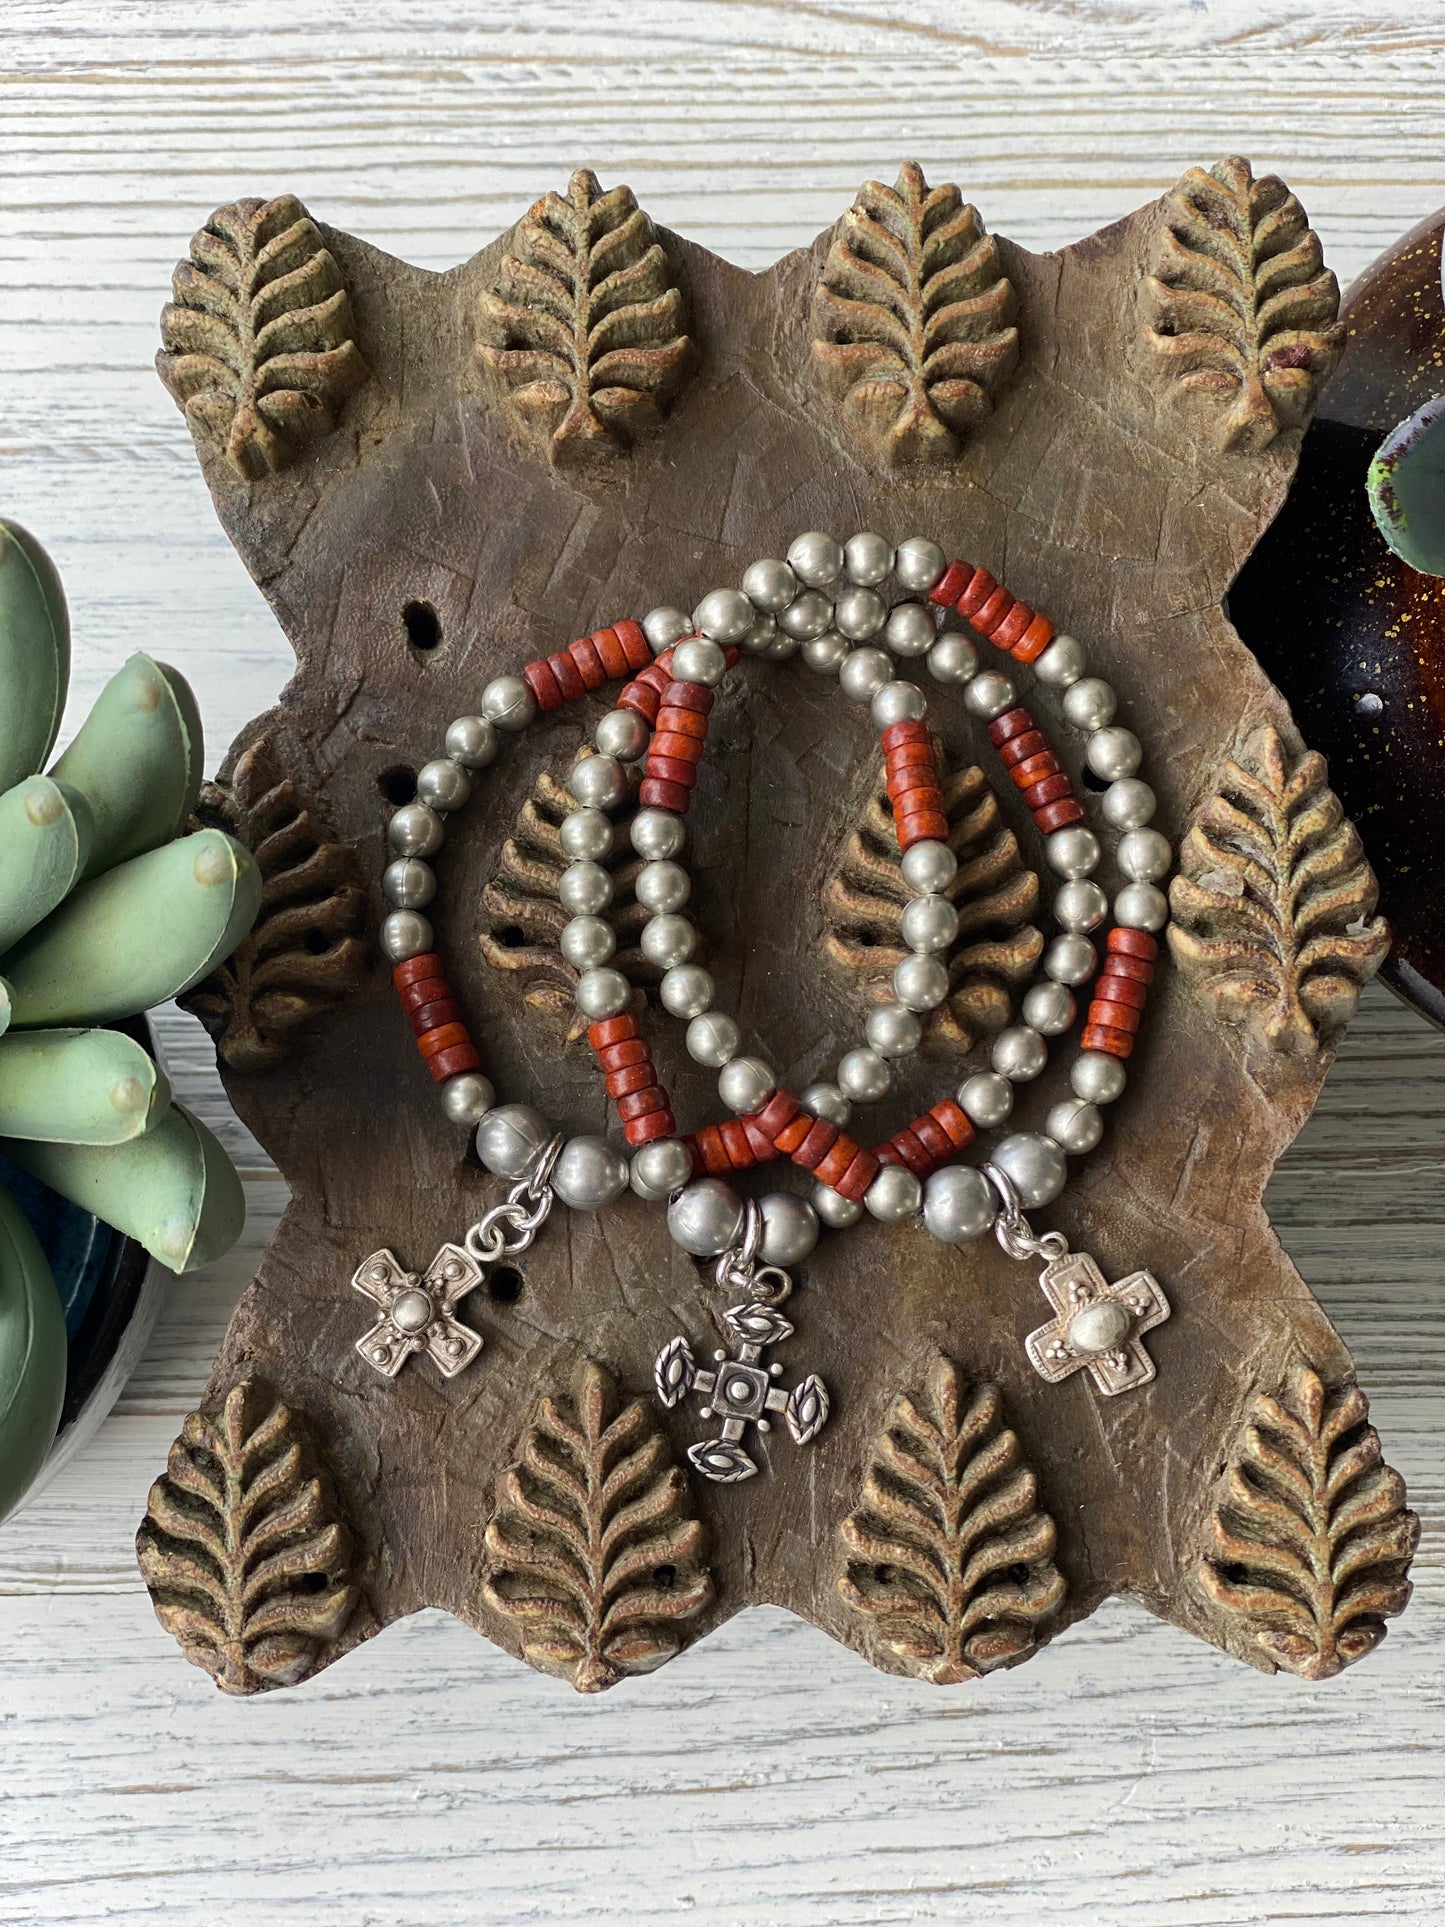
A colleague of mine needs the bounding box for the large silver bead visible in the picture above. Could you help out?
[1118,827,1172,882]
[1055,879,1109,933]
[686,1010,740,1067]
[892,952,949,1011]
[839,646,893,704]
[800,1081,850,1126]
[630,1137,694,1201]
[1034,633,1084,687]
[787,529,844,587]
[560,808,613,861]
[834,585,888,641]
[595,708,649,762]
[923,1164,995,1244]
[440,1071,495,1126]
[718,1055,775,1114]
[1114,881,1169,931]
[1086,725,1142,781]
[643,606,691,652]
[895,536,946,593]
[901,840,957,893]
[480,674,537,731]
[1101,777,1157,830]
[640,913,696,969]
[1023,981,1075,1036]
[865,1163,922,1222]
[813,1181,863,1228]
[927,633,978,684]
[383,857,436,910]
[963,671,1015,720]
[388,802,444,858]
[1062,677,1116,731]
[560,915,616,969]
[991,1131,1067,1208]
[871,681,927,729]
[671,636,727,686]
[758,1192,820,1265]
[742,557,797,613]
[559,860,613,916]
[742,611,779,656]
[660,964,715,1019]
[885,600,936,657]
[668,1177,745,1257]
[779,589,835,641]
[844,531,894,586]
[901,893,958,953]
[380,910,433,961]
[866,1003,922,1058]
[1044,933,1096,985]
[837,1046,892,1102]
[1071,1050,1127,1105]
[693,588,753,645]
[445,715,498,768]
[1045,826,1100,878]
[552,1135,630,1211]
[569,754,627,812]
[476,1103,551,1180]
[416,758,471,812]
[574,966,631,1019]
[634,859,690,914]
[992,1024,1048,1081]
[801,630,850,674]
[958,1070,1013,1127]
[630,807,685,860]
[1046,1095,1103,1155]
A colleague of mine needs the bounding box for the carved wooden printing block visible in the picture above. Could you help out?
[137,162,1418,1698]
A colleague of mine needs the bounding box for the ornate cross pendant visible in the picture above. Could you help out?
[655,1300,830,1483]
[1024,1249,1171,1396]
[352,1242,485,1380]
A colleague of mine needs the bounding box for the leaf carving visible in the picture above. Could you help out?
[811,161,1019,466]
[482,1360,713,1692]
[477,168,695,461]
[838,1359,1065,1682]
[1198,1364,1419,1679]
[1142,157,1343,452]
[1168,726,1388,1054]
[157,194,370,478]
[179,740,369,1072]
[136,1381,360,1694]
[822,737,1042,1051]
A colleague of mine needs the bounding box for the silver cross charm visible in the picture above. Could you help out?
[352,1243,485,1380]
[655,1300,830,1483]
[1024,1248,1171,1396]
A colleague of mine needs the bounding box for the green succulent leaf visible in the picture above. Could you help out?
[0,1180,67,1524]
[50,653,205,880]
[2,828,262,1028]
[0,520,70,795]
[0,775,95,957]
[0,1027,171,1145]
[3,1101,244,1274]
[1367,393,1445,577]
[0,980,10,1039]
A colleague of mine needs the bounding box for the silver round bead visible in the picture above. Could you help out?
[574,966,631,1019]
[1062,677,1116,732]
[778,590,835,641]
[1055,879,1109,933]
[963,671,1016,720]
[1101,778,1157,830]
[742,557,798,613]
[958,1070,1013,1128]
[895,536,946,594]
[630,808,685,860]
[927,633,978,684]
[660,964,715,1019]
[800,1081,850,1127]
[866,1004,922,1058]
[388,802,443,858]
[1046,1096,1103,1156]
[569,754,628,812]
[551,1135,630,1211]
[1115,882,1169,932]
[758,1192,819,1265]
[741,611,779,656]
[900,893,958,953]
[643,606,691,653]
[992,1024,1048,1081]
[787,530,844,588]
[990,1132,1067,1209]
[416,758,472,812]
[1023,980,1076,1036]
[837,1046,892,1102]
[922,1165,996,1245]
[1044,933,1096,986]
[1033,634,1084,688]
[476,1103,551,1180]
[668,1178,745,1258]
[1045,826,1101,878]
[1118,827,1173,882]
[440,1071,495,1126]
[871,681,927,728]
[634,860,690,914]
[693,589,753,646]
[560,808,613,861]
[641,913,696,970]
[892,952,949,1011]
[834,585,888,642]
[383,857,436,910]
[559,860,613,916]
[1071,1051,1127,1105]
[719,1055,775,1114]
[1086,726,1142,781]
[380,910,433,961]
[630,1137,694,1201]
[480,675,537,732]
[686,1011,740,1067]
[839,647,893,704]
[865,1163,922,1222]
[595,708,649,761]
[445,715,498,768]
[813,1181,863,1228]
[901,840,957,893]
[844,531,894,586]
[885,601,937,658]
[801,630,850,674]
[671,636,727,686]
[560,914,616,970]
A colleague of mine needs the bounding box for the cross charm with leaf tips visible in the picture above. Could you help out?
[655,1300,830,1483]
[1024,1250,1171,1396]
[352,1243,485,1380]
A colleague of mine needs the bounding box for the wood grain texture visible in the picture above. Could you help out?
[0,2,1442,1920]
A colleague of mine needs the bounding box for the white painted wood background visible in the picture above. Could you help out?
[1,3,1443,1921]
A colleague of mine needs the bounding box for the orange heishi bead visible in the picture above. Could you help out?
[954,567,996,617]
[1096,971,1147,1010]
[1107,927,1159,961]
[931,559,971,605]
[1013,612,1054,662]
[1034,797,1087,832]
[626,1107,676,1146]
[834,1147,880,1200]
[394,953,444,989]
[1022,773,1074,808]
[428,1042,482,1081]
[971,587,1014,634]
[588,1015,640,1049]
[1082,1023,1135,1059]
[992,602,1035,651]
[773,1114,813,1155]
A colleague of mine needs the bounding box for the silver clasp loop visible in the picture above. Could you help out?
[464,1134,564,1265]
[982,1162,1068,1266]
[714,1199,793,1303]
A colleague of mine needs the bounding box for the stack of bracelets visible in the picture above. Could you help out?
[366,529,1175,1441]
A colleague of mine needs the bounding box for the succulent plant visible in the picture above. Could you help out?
[1365,249,1445,576]
[0,518,261,1521]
